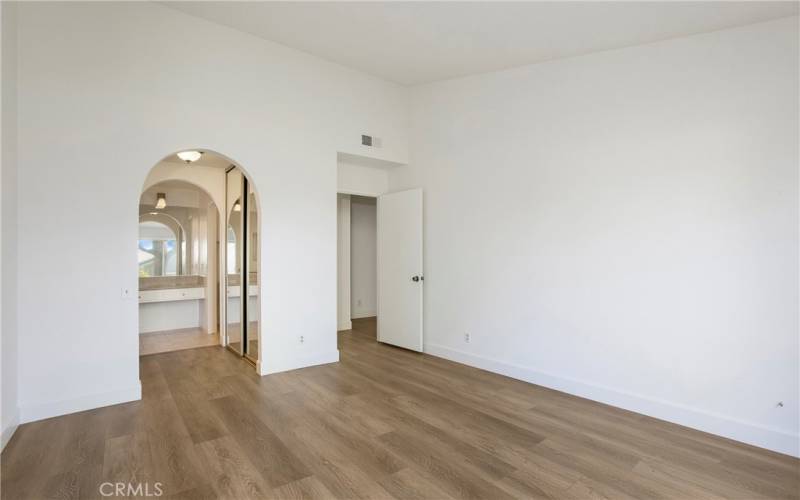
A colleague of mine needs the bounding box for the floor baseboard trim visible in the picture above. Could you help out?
[19,383,142,424]
[351,313,377,320]
[1,412,20,451]
[424,342,799,457]
[337,320,352,331]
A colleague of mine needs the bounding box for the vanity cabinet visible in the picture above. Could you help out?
[138,287,205,303]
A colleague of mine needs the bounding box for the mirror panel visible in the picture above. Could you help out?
[138,221,179,277]
[245,182,259,362]
[226,168,244,355]
[138,181,215,279]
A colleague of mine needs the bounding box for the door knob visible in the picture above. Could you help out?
[411,275,420,282]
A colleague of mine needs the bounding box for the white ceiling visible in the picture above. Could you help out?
[162,1,798,85]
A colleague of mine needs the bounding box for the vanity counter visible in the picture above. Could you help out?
[139,275,206,291]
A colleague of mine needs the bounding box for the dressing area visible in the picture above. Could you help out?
[138,151,260,367]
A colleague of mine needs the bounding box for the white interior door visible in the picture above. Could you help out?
[377,188,423,351]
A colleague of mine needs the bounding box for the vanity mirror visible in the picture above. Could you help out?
[138,180,215,280]
[138,218,183,277]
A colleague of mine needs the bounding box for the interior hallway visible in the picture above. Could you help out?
[1,317,797,499]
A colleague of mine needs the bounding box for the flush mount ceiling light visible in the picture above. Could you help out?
[148,212,158,216]
[177,150,203,163]
[155,193,167,210]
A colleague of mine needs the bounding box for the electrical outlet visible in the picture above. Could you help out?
[300,335,304,344]
[465,333,471,343]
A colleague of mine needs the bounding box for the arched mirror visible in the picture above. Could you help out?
[138,220,181,276]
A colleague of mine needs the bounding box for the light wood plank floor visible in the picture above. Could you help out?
[2,317,798,499]
[139,327,220,356]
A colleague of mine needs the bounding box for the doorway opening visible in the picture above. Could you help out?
[337,187,424,352]
[337,194,378,338]
[138,151,261,368]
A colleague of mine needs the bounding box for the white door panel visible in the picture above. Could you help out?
[377,188,423,351]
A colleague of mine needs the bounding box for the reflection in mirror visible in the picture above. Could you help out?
[138,221,179,277]
[139,180,215,279]
[226,186,243,355]
[245,188,259,361]
[227,225,237,275]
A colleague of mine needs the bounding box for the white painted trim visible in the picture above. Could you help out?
[337,194,352,334]
[338,188,385,198]
[19,383,142,424]
[261,349,340,375]
[424,342,800,458]
[350,312,376,320]
[1,411,19,451]
[337,152,405,170]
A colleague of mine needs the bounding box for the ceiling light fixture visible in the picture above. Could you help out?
[155,193,167,209]
[233,201,242,212]
[177,150,203,163]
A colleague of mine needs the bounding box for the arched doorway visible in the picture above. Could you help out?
[138,150,261,367]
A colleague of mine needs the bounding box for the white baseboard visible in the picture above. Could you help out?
[261,349,340,375]
[1,411,19,451]
[351,312,376,320]
[337,320,352,331]
[424,342,800,458]
[19,383,142,424]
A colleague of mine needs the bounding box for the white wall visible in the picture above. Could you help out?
[14,2,407,422]
[390,18,799,456]
[337,159,390,197]
[337,194,351,331]
[350,197,377,319]
[1,0,19,450]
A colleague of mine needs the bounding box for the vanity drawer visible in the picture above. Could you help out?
[138,287,205,303]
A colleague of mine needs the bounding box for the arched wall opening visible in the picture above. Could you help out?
[137,149,262,368]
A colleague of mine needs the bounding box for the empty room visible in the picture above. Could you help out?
[1,1,798,499]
